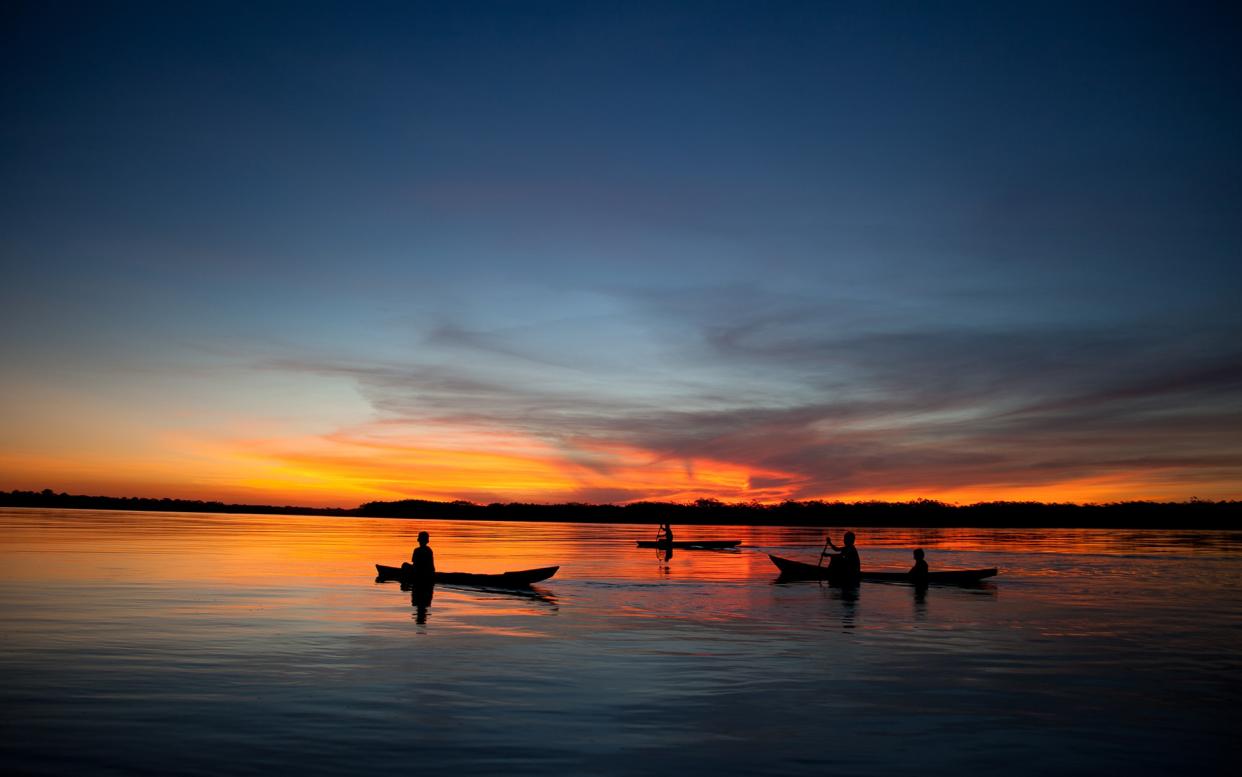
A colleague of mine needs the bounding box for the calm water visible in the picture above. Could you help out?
[2,509,1240,776]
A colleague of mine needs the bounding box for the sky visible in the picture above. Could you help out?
[2,1,1241,507]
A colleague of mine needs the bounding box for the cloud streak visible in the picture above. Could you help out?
[240,286,1242,503]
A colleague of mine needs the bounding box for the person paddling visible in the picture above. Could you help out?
[823,531,861,582]
[405,530,435,583]
[909,548,929,585]
[656,522,674,545]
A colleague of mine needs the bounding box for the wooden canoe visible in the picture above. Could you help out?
[375,563,559,588]
[635,540,742,549]
[769,554,997,584]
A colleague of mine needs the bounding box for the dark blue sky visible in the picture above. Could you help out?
[3,1,1240,504]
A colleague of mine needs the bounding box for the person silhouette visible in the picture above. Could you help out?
[404,531,435,583]
[404,531,436,622]
[656,522,674,545]
[824,531,861,583]
[909,548,929,585]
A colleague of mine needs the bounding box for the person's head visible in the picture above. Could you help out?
[843,531,856,546]
[913,548,924,560]
[417,531,430,546]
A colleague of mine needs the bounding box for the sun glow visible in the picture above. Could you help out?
[3,399,1236,506]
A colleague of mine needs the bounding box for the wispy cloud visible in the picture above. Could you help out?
[238,286,1242,502]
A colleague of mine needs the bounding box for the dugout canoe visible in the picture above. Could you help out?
[768,554,997,584]
[375,563,559,587]
[635,540,742,549]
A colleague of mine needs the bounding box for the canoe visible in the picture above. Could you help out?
[375,563,559,587]
[635,540,742,549]
[769,554,997,584]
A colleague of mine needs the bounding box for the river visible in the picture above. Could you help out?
[1,508,1238,775]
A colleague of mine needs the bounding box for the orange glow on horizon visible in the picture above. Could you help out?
[3,422,1236,507]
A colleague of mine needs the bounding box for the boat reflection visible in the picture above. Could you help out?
[397,579,558,608]
[775,574,998,600]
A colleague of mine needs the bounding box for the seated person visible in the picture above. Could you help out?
[825,531,861,580]
[402,530,435,583]
[909,548,929,584]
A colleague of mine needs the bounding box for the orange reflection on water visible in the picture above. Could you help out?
[4,508,1240,777]
[5,508,1242,657]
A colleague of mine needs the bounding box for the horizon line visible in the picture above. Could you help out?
[4,487,1238,512]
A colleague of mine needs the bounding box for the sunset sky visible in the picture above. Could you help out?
[2,1,1240,507]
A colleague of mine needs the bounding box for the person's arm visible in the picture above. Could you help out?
[826,536,841,552]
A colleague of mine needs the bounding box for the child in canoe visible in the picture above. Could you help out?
[402,531,435,583]
[909,548,929,585]
[824,531,861,581]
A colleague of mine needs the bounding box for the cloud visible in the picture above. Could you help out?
[247,285,1242,502]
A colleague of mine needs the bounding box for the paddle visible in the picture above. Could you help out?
[655,523,673,544]
[817,534,832,567]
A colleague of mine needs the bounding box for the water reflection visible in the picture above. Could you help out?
[408,582,434,624]
[391,578,560,612]
[913,584,928,618]
[1,509,1240,777]
[830,582,860,629]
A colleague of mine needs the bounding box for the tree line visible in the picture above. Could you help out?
[2,489,1239,527]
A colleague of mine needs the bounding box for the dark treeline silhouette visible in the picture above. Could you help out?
[355,496,1240,528]
[3,489,1239,528]
[1,489,351,517]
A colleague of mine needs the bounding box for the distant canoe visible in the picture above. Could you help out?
[375,563,559,588]
[635,540,742,549]
[768,554,997,584]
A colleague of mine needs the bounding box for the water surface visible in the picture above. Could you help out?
[2,508,1239,775]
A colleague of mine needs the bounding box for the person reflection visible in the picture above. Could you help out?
[411,581,434,624]
[830,583,859,628]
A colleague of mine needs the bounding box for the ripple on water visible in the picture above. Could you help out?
[1,509,1239,776]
